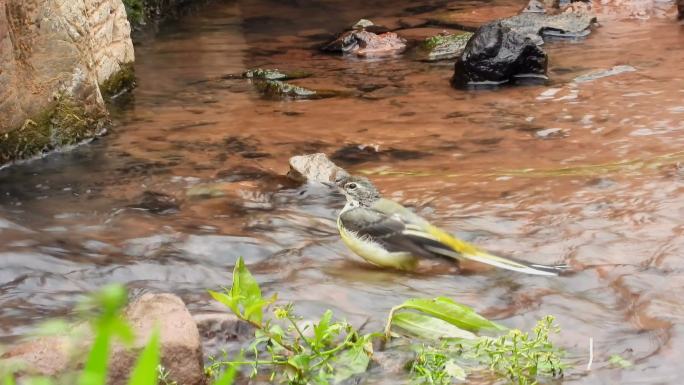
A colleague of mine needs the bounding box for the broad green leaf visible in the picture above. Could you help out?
[110,317,135,345]
[126,330,160,385]
[287,354,311,371]
[94,284,129,318]
[231,257,262,304]
[396,297,506,333]
[78,331,110,385]
[208,290,239,315]
[391,312,476,340]
[333,345,371,383]
[243,297,276,325]
[211,364,236,385]
[313,310,333,348]
[444,360,467,381]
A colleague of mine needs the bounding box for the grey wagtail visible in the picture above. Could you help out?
[333,176,566,276]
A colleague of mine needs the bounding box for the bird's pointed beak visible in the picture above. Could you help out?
[321,181,335,188]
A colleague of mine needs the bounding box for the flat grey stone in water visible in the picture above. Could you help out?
[288,153,350,183]
[573,65,637,84]
[501,10,597,43]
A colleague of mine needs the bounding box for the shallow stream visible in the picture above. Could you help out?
[1,0,684,383]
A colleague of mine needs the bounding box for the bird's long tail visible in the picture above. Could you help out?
[422,224,567,276]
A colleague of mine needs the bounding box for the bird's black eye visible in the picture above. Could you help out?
[347,183,357,190]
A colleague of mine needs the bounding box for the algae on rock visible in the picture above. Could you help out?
[420,32,473,61]
[0,98,108,165]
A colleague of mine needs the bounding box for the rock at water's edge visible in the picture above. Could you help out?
[111,293,205,385]
[0,0,135,165]
[452,21,548,88]
[288,153,350,183]
[679,0,684,19]
[321,25,407,57]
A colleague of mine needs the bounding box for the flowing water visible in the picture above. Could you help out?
[2,0,684,383]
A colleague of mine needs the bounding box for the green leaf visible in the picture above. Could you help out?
[126,329,160,385]
[110,317,135,346]
[391,312,476,340]
[287,354,311,371]
[208,290,239,316]
[314,310,333,343]
[211,364,236,385]
[395,297,506,333]
[244,298,275,325]
[231,257,262,305]
[78,331,110,385]
[333,345,371,383]
[608,354,633,369]
[444,360,467,381]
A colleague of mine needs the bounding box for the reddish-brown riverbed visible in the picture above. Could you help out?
[1,0,684,383]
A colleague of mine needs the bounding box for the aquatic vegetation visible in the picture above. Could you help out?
[209,258,568,385]
[243,68,313,81]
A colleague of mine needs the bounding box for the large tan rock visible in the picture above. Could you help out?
[0,0,135,165]
[110,293,205,385]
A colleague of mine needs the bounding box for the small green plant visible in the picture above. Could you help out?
[410,343,466,385]
[470,316,565,385]
[608,354,632,369]
[207,257,375,384]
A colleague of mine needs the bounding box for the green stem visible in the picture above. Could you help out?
[287,315,314,351]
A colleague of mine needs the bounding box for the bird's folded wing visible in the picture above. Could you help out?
[342,201,565,276]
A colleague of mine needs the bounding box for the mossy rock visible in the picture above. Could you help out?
[0,98,108,164]
[100,62,136,98]
[252,80,344,100]
[419,33,473,61]
[243,68,313,81]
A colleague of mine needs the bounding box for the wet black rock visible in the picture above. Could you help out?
[131,191,180,214]
[451,21,548,88]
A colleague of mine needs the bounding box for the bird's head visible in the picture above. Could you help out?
[335,175,380,206]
